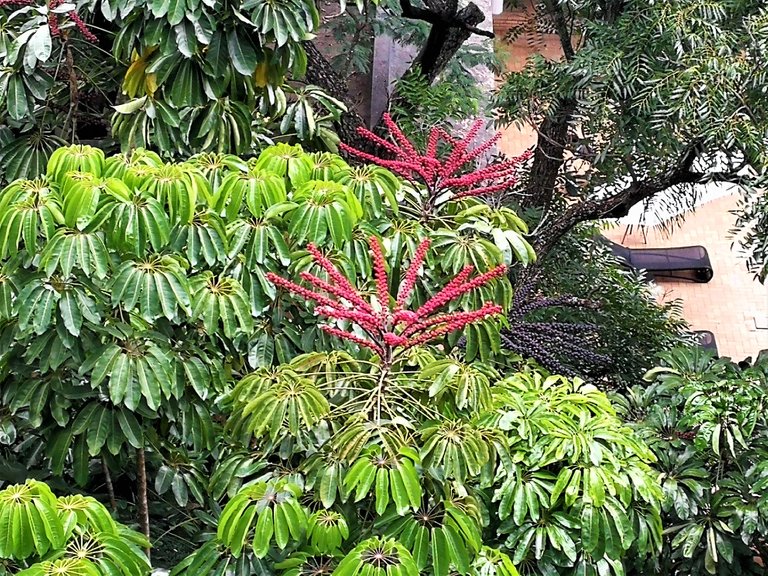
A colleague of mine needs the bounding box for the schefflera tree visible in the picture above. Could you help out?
[174,238,664,576]
[0,120,530,565]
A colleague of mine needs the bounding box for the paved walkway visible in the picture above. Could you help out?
[603,194,768,361]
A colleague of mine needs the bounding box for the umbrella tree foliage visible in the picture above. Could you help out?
[617,347,768,574]
[176,256,663,575]
[0,123,669,576]
[0,126,526,564]
[0,479,150,575]
[0,0,347,182]
[0,0,498,184]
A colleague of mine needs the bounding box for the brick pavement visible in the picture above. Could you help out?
[603,196,768,362]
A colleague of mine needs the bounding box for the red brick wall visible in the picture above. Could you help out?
[492,8,564,153]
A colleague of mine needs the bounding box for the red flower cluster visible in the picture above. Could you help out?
[0,0,97,42]
[339,114,532,201]
[266,238,505,357]
[48,0,98,42]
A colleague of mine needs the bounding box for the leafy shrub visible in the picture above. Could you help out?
[174,248,662,575]
[506,224,691,385]
[618,347,768,575]
[0,0,346,184]
[0,125,531,567]
[0,479,150,575]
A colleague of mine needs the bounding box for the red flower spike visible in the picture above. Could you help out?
[369,236,390,309]
[340,114,531,209]
[268,238,505,358]
[305,244,373,313]
[396,239,431,307]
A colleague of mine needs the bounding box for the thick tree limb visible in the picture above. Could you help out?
[529,143,747,257]
[541,0,575,60]
[521,97,576,209]
[302,41,371,149]
[302,0,492,151]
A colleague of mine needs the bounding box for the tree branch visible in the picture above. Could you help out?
[542,0,575,60]
[399,0,494,37]
[399,0,441,24]
[528,142,745,257]
[531,142,741,259]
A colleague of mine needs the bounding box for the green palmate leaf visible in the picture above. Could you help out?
[420,420,490,484]
[15,277,60,335]
[103,149,163,182]
[289,180,361,247]
[216,168,287,219]
[345,446,422,516]
[229,215,292,269]
[0,177,63,258]
[106,189,171,256]
[186,152,248,193]
[40,230,110,279]
[379,501,482,575]
[0,480,64,560]
[217,480,307,558]
[85,339,175,411]
[274,553,339,576]
[56,494,118,535]
[420,358,493,412]
[306,510,349,553]
[228,367,329,441]
[15,557,100,576]
[170,211,229,268]
[334,537,419,576]
[137,163,209,225]
[59,173,104,231]
[111,255,191,322]
[252,143,313,185]
[47,145,106,182]
[190,272,254,337]
[336,164,399,218]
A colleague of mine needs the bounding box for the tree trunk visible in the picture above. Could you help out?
[102,456,117,513]
[303,41,371,150]
[302,1,490,149]
[522,97,575,209]
[411,3,486,85]
[136,447,151,558]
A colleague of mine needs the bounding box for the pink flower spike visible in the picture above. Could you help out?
[382,113,420,159]
[299,271,372,312]
[267,272,337,308]
[315,305,381,334]
[369,236,390,309]
[404,303,503,348]
[305,244,373,313]
[414,265,475,318]
[320,325,384,356]
[397,238,431,306]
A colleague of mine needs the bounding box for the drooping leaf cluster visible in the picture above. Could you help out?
[617,347,768,575]
[177,346,662,576]
[0,479,150,575]
[0,0,349,184]
[0,136,532,570]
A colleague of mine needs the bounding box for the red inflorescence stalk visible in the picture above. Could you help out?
[46,0,98,43]
[266,239,505,356]
[396,238,431,307]
[340,113,532,203]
